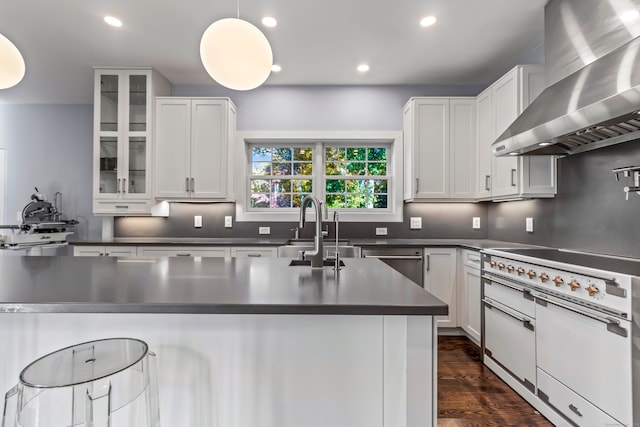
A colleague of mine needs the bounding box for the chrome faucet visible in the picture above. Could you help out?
[299,195,327,268]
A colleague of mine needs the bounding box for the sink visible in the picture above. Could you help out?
[278,242,360,258]
[288,259,346,267]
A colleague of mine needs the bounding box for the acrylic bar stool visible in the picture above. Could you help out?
[2,338,160,427]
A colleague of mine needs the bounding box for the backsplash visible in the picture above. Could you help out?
[115,202,488,240]
[487,142,640,258]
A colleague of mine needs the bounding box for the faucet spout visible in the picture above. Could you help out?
[299,195,324,268]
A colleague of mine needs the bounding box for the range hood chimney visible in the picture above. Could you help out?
[493,0,640,157]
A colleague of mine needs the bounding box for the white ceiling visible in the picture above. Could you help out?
[0,0,546,104]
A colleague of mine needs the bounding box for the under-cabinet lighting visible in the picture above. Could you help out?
[538,142,552,146]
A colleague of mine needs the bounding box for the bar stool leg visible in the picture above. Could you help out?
[86,379,112,427]
[2,384,19,427]
[146,351,160,427]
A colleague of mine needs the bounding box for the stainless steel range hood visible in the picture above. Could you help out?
[493,0,640,156]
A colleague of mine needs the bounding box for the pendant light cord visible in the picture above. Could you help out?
[237,0,240,19]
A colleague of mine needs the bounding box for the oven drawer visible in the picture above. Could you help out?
[537,368,622,427]
[483,298,536,392]
[535,295,632,425]
[483,275,535,318]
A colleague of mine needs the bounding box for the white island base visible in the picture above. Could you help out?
[0,313,437,427]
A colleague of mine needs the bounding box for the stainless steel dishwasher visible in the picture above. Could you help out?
[361,247,424,286]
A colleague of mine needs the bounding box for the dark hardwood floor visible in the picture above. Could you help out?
[438,336,553,427]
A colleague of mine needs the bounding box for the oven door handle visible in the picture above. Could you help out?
[482,298,534,331]
[534,294,628,338]
[363,255,423,260]
[482,274,534,300]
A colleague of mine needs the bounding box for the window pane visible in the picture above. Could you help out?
[293,147,313,161]
[325,162,346,176]
[272,179,291,192]
[251,179,270,192]
[346,180,363,193]
[252,162,271,175]
[346,148,366,161]
[346,194,366,208]
[326,179,345,193]
[252,147,271,161]
[251,194,270,208]
[273,148,292,161]
[346,162,366,176]
[272,162,291,175]
[368,163,387,175]
[325,147,345,161]
[373,195,388,208]
[293,162,312,175]
[367,148,387,161]
[373,179,388,193]
[272,194,291,208]
[292,179,313,192]
[326,194,345,208]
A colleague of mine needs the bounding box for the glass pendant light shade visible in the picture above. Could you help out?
[0,32,25,89]
[200,18,273,91]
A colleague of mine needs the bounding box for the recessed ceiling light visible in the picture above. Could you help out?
[420,16,437,27]
[538,142,552,146]
[621,10,639,22]
[508,152,519,156]
[357,64,370,73]
[104,16,123,27]
[271,64,282,72]
[262,17,277,27]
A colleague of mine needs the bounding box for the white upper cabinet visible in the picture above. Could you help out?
[476,65,556,200]
[155,98,237,200]
[92,68,170,215]
[404,97,476,201]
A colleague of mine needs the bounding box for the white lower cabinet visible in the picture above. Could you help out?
[423,248,457,328]
[73,246,137,257]
[230,247,277,258]
[136,246,230,257]
[458,249,481,344]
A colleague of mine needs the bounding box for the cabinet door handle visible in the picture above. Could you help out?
[415,178,419,194]
[511,169,517,187]
[114,205,129,209]
[176,253,192,256]
[122,178,127,193]
[191,177,195,193]
[247,254,262,257]
[425,254,430,271]
[485,175,491,191]
[117,178,121,194]
[185,177,190,192]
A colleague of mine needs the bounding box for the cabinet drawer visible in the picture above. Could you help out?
[483,275,535,318]
[231,247,277,258]
[462,249,481,268]
[137,246,230,257]
[537,368,622,427]
[93,200,152,215]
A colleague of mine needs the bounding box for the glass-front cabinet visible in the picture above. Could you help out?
[93,68,169,215]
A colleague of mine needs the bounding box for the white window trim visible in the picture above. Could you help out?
[235,131,404,222]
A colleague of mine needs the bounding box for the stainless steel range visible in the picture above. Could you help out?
[481,248,639,427]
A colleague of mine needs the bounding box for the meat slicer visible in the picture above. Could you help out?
[0,188,78,254]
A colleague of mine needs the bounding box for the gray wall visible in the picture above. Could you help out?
[488,142,640,258]
[0,104,97,252]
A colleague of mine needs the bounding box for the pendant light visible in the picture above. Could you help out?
[200,0,273,91]
[0,32,25,89]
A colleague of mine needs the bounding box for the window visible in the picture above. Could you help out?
[237,131,403,222]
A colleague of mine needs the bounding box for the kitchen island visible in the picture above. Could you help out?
[0,256,447,427]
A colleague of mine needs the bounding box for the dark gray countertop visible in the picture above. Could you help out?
[70,237,538,250]
[0,256,447,316]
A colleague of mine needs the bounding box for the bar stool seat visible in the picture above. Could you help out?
[3,338,160,427]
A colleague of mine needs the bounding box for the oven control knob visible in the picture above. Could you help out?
[553,276,564,287]
[526,270,537,279]
[516,267,525,276]
[586,284,599,296]
[507,265,514,273]
[568,280,581,291]
[498,263,505,270]
[490,261,496,268]
[540,273,549,283]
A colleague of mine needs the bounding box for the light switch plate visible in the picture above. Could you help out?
[526,217,534,233]
[410,217,422,229]
[472,217,481,229]
[375,227,388,236]
[224,216,233,228]
[259,226,271,235]
[194,215,203,228]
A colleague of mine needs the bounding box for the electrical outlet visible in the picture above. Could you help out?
[472,217,481,229]
[259,226,271,235]
[224,216,233,228]
[375,227,388,236]
[526,217,534,233]
[194,215,203,228]
[410,217,422,230]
